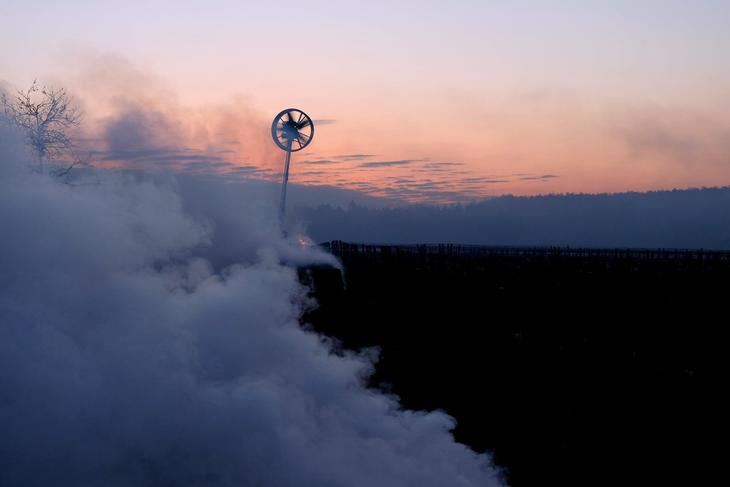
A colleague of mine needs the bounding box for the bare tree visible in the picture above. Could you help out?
[2,80,83,175]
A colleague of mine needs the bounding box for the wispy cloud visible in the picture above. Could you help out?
[519,174,559,181]
[224,165,261,173]
[337,154,376,161]
[461,177,510,184]
[99,147,234,167]
[301,158,342,165]
[423,162,464,168]
[358,159,425,168]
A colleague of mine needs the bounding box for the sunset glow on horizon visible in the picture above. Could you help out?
[2,0,729,203]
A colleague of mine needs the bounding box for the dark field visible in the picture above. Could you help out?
[300,242,726,487]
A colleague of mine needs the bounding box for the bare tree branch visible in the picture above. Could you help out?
[2,80,83,174]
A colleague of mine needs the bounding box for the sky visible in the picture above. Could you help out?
[2,0,729,203]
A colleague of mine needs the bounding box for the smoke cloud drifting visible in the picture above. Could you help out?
[0,120,501,486]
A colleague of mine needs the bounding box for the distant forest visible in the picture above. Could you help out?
[296,187,730,249]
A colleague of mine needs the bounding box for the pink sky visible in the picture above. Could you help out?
[2,1,729,203]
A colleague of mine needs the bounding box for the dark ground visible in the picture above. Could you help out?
[300,242,726,487]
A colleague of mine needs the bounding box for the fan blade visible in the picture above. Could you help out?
[297,118,311,129]
[287,111,294,123]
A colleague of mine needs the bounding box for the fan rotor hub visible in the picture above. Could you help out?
[282,121,299,140]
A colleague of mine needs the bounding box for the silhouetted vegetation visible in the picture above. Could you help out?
[296,187,730,249]
[301,242,725,486]
[2,80,85,175]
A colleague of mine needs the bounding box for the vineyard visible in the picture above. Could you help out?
[301,242,726,486]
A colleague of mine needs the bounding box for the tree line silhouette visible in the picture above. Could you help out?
[296,187,730,249]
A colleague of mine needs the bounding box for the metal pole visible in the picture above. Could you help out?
[279,140,293,222]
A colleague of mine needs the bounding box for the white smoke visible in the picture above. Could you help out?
[0,120,501,486]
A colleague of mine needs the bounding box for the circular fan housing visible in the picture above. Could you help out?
[271,108,314,152]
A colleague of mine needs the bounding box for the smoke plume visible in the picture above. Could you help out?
[0,119,501,486]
